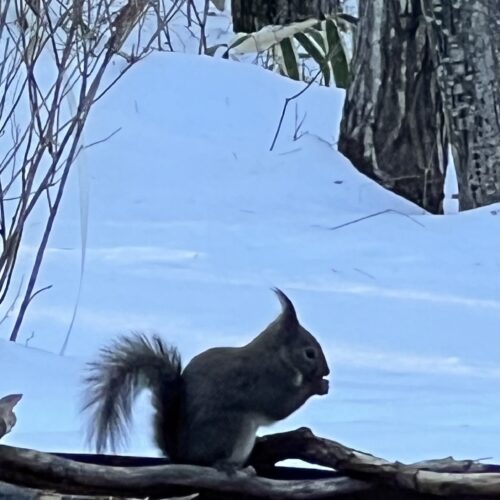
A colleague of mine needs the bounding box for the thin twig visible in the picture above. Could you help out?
[1,0,177,342]
[0,277,24,326]
[83,127,122,149]
[327,209,426,231]
[269,69,322,151]
[28,284,53,303]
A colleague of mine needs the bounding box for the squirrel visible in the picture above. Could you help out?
[82,288,330,468]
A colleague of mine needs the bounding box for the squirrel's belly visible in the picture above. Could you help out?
[228,414,274,465]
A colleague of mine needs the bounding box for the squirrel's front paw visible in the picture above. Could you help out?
[241,465,257,477]
[214,461,239,476]
[213,462,256,477]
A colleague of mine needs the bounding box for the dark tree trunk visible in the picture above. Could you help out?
[421,0,500,210]
[338,0,448,214]
[231,0,341,33]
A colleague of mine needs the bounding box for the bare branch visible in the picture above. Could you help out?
[0,443,369,498]
[0,0,181,342]
[269,69,322,151]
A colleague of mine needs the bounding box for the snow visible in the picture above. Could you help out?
[1,37,499,465]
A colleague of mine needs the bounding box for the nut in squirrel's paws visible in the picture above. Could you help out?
[316,378,329,395]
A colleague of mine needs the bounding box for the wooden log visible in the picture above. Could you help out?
[250,428,500,495]
[1,427,499,498]
[0,444,370,499]
[0,480,139,499]
[0,479,199,499]
[0,480,40,500]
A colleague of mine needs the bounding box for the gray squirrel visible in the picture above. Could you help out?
[82,289,330,468]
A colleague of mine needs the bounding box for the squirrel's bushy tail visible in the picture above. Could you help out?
[82,332,182,458]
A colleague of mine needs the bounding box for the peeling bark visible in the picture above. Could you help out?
[338,0,447,214]
[231,0,341,33]
[421,0,500,210]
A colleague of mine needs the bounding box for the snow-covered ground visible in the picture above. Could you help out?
[0,18,499,466]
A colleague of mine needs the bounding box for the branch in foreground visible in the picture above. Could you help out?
[250,427,500,495]
[269,69,322,151]
[0,444,369,499]
[0,427,499,498]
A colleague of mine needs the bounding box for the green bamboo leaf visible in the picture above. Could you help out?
[303,27,326,54]
[295,32,330,86]
[311,19,322,31]
[279,37,300,81]
[227,34,253,51]
[324,18,339,54]
[222,34,253,58]
[295,32,324,63]
[210,0,225,11]
[205,43,227,56]
[325,18,349,88]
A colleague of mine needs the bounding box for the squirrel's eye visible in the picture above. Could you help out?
[304,347,316,360]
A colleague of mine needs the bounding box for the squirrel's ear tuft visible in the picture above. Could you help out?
[272,288,298,325]
[0,394,22,408]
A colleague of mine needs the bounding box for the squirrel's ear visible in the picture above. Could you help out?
[272,288,298,326]
[0,394,22,408]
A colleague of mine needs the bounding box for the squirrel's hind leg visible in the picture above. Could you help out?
[179,413,259,469]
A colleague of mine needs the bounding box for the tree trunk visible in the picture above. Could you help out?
[338,0,447,214]
[231,0,341,33]
[421,0,500,210]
